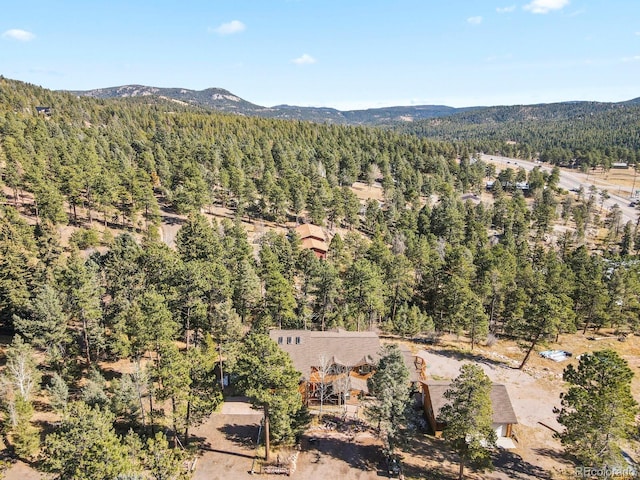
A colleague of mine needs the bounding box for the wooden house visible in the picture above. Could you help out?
[295,223,328,259]
[421,381,517,439]
[269,328,380,405]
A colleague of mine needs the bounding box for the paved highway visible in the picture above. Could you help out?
[481,154,639,224]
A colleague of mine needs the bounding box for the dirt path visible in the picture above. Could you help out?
[191,412,263,480]
[3,461,43,480]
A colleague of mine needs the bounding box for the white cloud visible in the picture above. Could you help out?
[496,5,516,13]
[622,55,640,62]
[635,32,640,36]
[467,16,483,25]
[292,53,316,65]
[523,0,569,14]
[2,29,35,41]
[210,20,246,35]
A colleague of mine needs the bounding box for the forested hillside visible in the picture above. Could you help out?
[1,76,639,477]
[396,100,640,168]
[72,82,640,170]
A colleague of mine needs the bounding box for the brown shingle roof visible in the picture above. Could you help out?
[422,381,518,425]
[295,224,326,241]
[301,237,328,253]
[269,329,380,380]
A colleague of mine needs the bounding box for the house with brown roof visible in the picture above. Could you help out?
[295,223,328,259]
[421,381,517,440]
[268,328,380,405]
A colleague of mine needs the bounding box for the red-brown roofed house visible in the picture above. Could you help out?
[295,223,328,259]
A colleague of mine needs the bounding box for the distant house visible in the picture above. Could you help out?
[612,162,629,169]
[421,381,518,439]
[269,328,380,405]
[295,223,328,259]
[35,106,52,116]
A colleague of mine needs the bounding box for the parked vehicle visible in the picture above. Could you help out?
[386,454,402,478]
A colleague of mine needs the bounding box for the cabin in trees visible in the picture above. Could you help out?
[295,223,328,259]
[269,328,380,405]
[421,381,518,441]
[36,106,52,116]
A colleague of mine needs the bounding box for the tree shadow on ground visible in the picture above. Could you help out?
[492,449,553,479]
[218,421,262,449]
[159,213,185,226]
[186,421,261,461]
[533,447,574,467]
[402,434,460,465]
[301,434,383,474]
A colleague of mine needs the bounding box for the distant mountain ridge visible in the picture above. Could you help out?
[70,85,268,115]
[69,84,640,127]
[68,84,479,124]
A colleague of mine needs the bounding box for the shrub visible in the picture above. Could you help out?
[69,228,100,249]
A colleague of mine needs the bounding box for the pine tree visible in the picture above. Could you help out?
[61,251,105,366]
[210,300,243,389]
[0,337,41,459]
[343,258,385,331]
[555,350,638,467]
[46,373,69,413]
[183,339,223,444]
[231,257,261,324]
[154,343,190,446]
[366,344,411,452]
[440,364,496,480]
[507,265,574,369]
[310,261,340,331]
[233,333,304,462]
[42,402,135,479]
[0,206,36,327]
[13,284,69,364]
[144,432,188,480]
[175,213,221,263]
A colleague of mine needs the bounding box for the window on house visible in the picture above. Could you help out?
[295,336,301,344]
[358,364,372,375]
[278,337,283,345]
[286,337,292,344]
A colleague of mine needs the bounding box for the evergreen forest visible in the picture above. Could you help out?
[395,100,640,169]
[0,76,639,478]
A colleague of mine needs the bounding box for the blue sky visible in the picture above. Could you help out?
[2,0,639,109]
